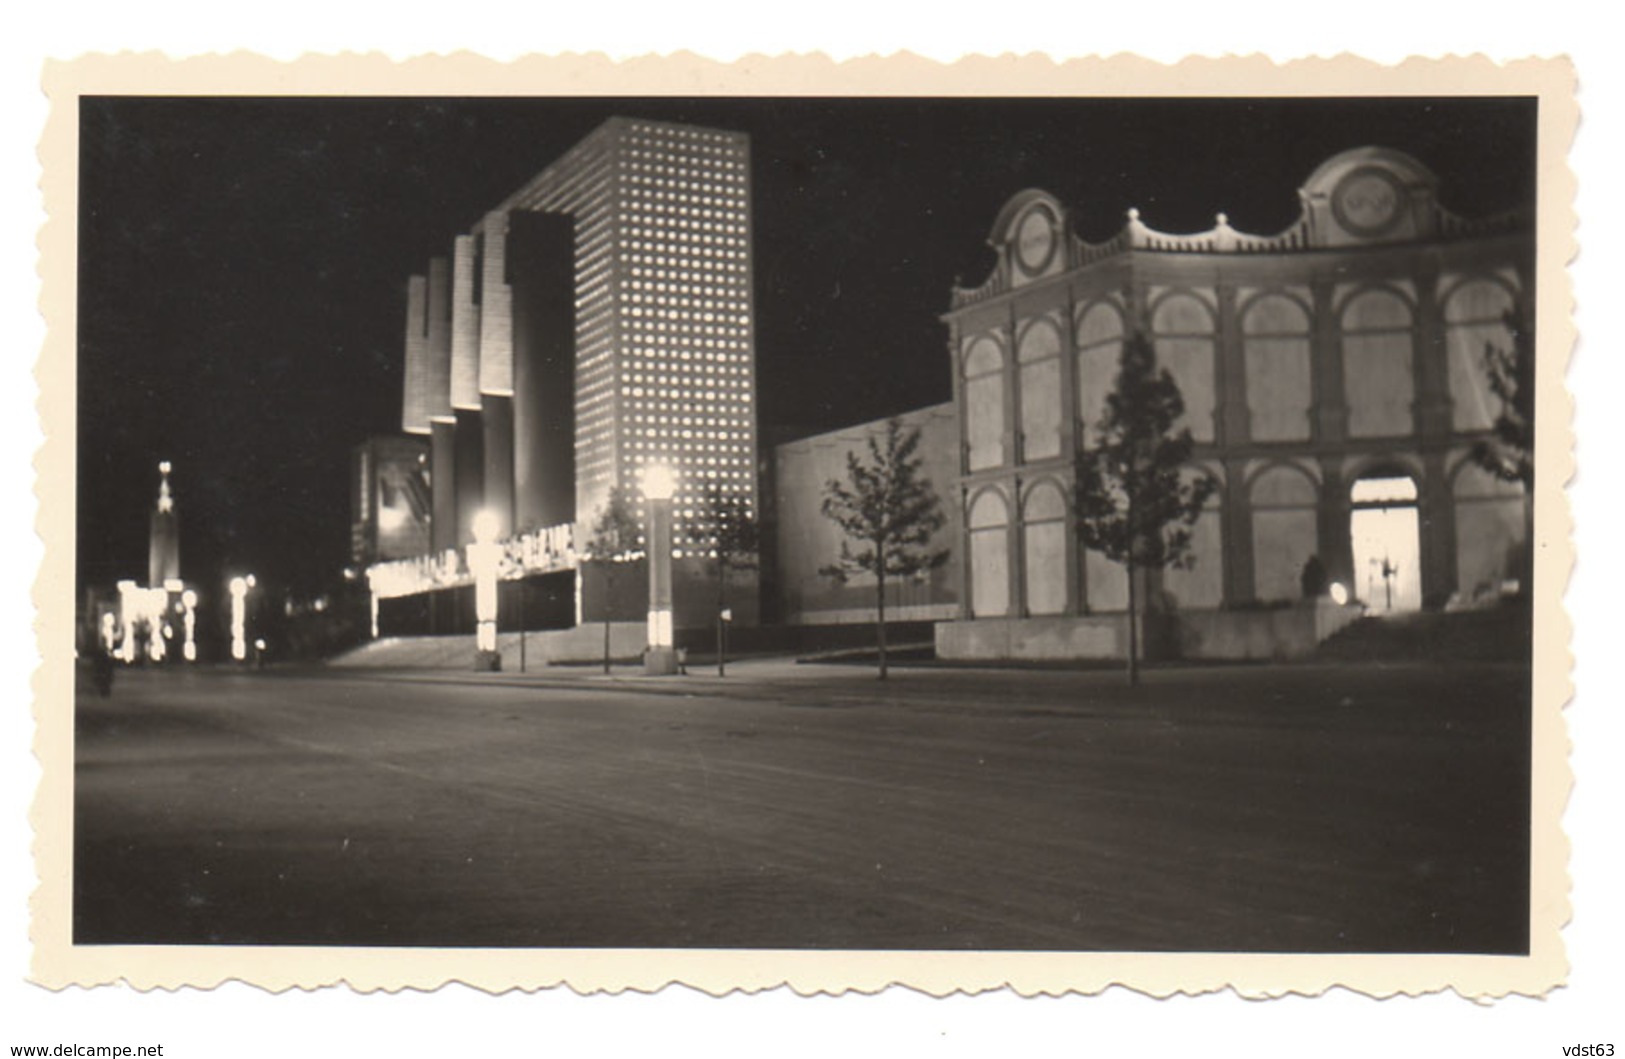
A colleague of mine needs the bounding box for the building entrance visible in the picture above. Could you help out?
[1349,475,1422,614]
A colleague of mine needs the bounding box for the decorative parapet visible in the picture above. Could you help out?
[948,209,1313,309]
[950,145,1532,313]
[1118,209,1312,255]
[949,271,1004,308]
[367,522,578,599]
[1435,204,1531,240]
[948,203,1528,311]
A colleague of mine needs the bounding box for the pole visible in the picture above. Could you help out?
[1126,558,1139,687]
[641,462,679,676]
[717,561,727,677]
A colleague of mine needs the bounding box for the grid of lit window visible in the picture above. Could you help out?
[500,118,759,556]
[616,122,756,555]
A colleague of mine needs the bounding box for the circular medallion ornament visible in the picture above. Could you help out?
[1015,207,1057,273]
[1331,166,1406,238]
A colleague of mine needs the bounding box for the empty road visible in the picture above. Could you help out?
[73,658,1530,953]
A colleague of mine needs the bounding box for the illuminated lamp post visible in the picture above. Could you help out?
[116,579,138,663]
[181,589,198,662]
[642,463,679,676]
[229,574,255,662]
[468,509,503,671]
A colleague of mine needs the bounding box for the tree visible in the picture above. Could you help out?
[685,482,760,676]
[1074,331,1219,685]
[819,417,949,680]
[1469,305,1535,597]
[1469,305,1534,491]
[583,486,643,674]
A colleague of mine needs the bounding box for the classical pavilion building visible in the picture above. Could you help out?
[931,146,1531,660]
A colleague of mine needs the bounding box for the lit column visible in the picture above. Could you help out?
[181,589,198,662]
[468,509,502,670]
[643,463,679,676]
[116,580,137,663]
[229,575,255,662]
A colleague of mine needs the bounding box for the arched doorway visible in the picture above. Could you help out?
[1349,475,1422,614]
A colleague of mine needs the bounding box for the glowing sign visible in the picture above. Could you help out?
[367,524,577,600]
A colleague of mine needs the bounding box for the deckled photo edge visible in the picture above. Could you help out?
[30,50,1577,999]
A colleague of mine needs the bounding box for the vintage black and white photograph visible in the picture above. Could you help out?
[54,75,1563,991]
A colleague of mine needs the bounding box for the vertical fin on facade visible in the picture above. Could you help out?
[450,234,483,411]
[478,211,514,398]
[401,274,430,434]
[425,256,453,423]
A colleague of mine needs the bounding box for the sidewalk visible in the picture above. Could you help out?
[310,647,1527,727]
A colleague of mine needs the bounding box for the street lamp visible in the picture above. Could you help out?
[228,575,252,662]
[642,463,679,676]
[468,508,503,671]
[181,589,198,662]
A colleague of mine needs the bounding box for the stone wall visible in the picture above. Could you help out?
[935,599,1363,662]
[772,404,960,625]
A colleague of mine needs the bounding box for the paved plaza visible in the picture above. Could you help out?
[73,657,1530,953]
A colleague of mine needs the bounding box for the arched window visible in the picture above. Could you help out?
[1249,464,1320,603]
[1340,289,1415,438]
[1242,294,1313,442]
[1163,467,1224,609]
[963,336,1005,471]
[1453,460,1527,602]
[1075,300,1124,442]
[968,489,1011,618]
[1017,319,1064,462]
[1443,279,1518,433]
[1152,292,1217,443]
[1021,481,1068,615]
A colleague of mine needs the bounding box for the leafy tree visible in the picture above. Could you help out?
[1469,305,1534,490]
[820,417,949,680]
[1074,331,1218,685]
[583,486,643,674]
[685,482,760,676]
[1469,304,1535,595]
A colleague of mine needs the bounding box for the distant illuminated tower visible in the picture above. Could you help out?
[147,460,180,588]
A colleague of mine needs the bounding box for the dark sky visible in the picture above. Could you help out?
[76,95,1536,598]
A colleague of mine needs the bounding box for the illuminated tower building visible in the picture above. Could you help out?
[147,459,179,587]
[391,117,760,630]
[114,460,193,664]
[489,117,760,541]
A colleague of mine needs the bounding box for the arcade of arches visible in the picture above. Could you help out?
[941,148,1531,653]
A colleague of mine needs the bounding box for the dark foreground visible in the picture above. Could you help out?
[74,658,1530,952]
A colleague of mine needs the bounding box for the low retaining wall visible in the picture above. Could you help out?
[935,615,1129,661]
[332,622,648,670]
[1173,599,1364,661]
[935,600,1364,663]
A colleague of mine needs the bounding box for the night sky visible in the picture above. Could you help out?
[76,96,1536,599]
